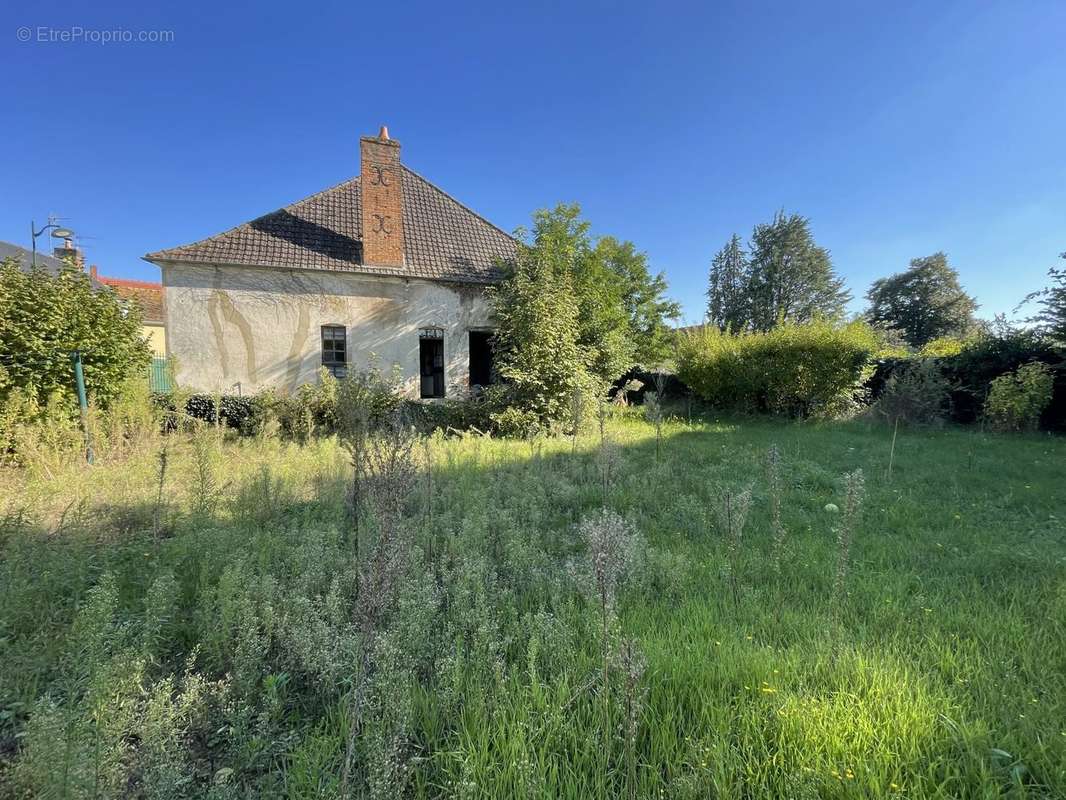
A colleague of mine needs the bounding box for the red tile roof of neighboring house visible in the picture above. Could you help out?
[143,167,518,285]
[93,271,165,324]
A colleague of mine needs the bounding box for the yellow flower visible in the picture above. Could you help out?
[890,782,900,790]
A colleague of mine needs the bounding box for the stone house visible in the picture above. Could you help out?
[145,127,516,397]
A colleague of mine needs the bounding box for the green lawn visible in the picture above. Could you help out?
[1,414,1064,798]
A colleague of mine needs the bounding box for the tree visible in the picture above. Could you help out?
[524,205,635,385]
[707,233,750,331]
[0,258,151,411]
[595,236,681,367]
[864,252,977,348]
[490,212,593,427]
[746,212,850,332]
[1017,252,1066,345]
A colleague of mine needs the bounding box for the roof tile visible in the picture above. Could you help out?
[145,167,516,284]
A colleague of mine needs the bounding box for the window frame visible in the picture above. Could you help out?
[320,324,347,378]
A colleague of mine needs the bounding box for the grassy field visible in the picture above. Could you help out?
[1,412,1064,798]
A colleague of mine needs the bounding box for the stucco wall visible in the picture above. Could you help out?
[161,262,492,396]
[143,324,166,357]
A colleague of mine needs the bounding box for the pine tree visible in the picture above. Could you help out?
[707,234,750,331]
[746,212,850,332]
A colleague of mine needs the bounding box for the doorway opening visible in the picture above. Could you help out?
[468,330,494,388]
[419,333,445,398]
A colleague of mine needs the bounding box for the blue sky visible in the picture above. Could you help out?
[3,1,1064,323]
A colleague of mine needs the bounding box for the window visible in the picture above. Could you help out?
[321,325,347,378]
[469,330,494,387]
[419,327,445,398]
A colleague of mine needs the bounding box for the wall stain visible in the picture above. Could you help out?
[207,292,229,380]
[285,305,311,390]
[208,269,259,386]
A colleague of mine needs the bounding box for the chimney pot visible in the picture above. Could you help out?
[379,125,390,140]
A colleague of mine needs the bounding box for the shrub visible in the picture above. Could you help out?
[676,319,877,418]
[940,326,1059,424]
[0,260,151,411]
[983,362,1055,432]
[401,397,492,434]
[873,358,952,427]
[153,364,404,440]
[919,335,967,358]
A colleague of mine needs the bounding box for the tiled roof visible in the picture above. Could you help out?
[97,276,164,324]
[0,240,70,276]
[144,167,517,284]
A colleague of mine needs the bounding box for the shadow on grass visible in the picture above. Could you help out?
[2,416,1064,796]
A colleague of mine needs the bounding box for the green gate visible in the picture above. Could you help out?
[149,357,173,393]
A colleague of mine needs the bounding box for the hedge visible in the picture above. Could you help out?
[869,330,1065,430]
[676,320,878,418]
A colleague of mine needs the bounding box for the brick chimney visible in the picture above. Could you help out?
[360,125,405,268]
[53,237,85,269]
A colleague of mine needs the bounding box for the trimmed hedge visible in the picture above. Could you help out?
[153,393,265,435]
[676,320,878,418]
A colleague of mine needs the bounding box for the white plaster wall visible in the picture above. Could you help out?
[160,262,493,396]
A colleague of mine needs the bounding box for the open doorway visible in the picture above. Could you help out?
[419,334,445,398]
[468,330,494,387]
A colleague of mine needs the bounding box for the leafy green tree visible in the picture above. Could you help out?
[595,236,681,367]
[746,212,850,332]
[1017,252,1066,345]
[864,253,977,348]
[490,215,592,427]
[536,207,634,384]
[707,233,751,331]
[0,258,151,410]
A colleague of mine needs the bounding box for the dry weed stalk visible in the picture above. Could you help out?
[645,372,666,464]
[613,637,647,800]
[340,410,419,798]
[570,385,585,455]
[153,442,169,537]
[831,468,865,617]
[716,485,752,609]
[579,509,638,749]
[767,444,787,575]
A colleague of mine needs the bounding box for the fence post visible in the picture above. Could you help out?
[71,349,94,464]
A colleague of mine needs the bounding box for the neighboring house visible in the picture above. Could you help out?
[0,239,80,277]
[89,268,166,357]
[145,127,517,397]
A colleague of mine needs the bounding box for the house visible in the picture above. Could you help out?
[89,267,166,357]
[0,239,83,277]
[144,127,517,397]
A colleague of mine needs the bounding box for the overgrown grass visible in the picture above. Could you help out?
[1,412,1064,798]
